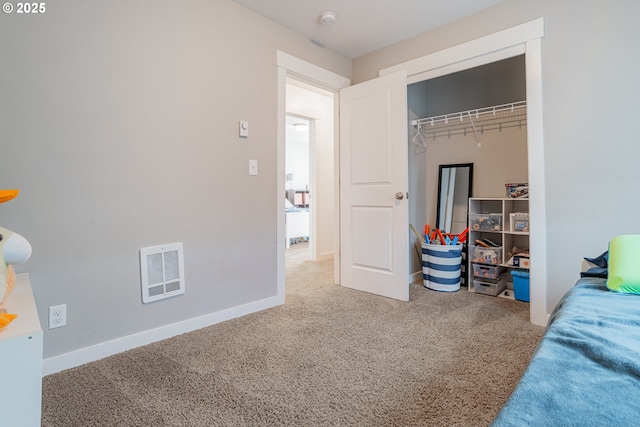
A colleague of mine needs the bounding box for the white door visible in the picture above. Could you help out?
[339,71,409,301]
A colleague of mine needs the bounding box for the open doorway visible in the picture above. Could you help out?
[285,78,335,271]
[276,51,350,304]
[285,114,311,254]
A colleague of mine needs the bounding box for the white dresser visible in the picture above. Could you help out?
[0,273,43,426]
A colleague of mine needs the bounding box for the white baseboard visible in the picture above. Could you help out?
[43,295,282,376]
[316,252,334,262]
[410,270,423,284]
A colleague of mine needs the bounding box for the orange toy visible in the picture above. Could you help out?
[0,312,17,330]
[0,189,19,204]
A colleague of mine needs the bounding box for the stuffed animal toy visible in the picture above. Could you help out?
[0,225,32,304]
[0,189,32,330]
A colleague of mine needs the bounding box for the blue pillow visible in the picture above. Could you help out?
[584,251,608,268]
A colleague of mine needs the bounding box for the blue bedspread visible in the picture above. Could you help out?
[491,278,640,426]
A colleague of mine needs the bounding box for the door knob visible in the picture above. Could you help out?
[395,192,404,200]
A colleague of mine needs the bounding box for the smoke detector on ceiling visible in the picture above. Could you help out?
[319,11,336,25]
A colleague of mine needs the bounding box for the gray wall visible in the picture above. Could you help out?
[355,0,640,312]
[0,0,350,358]
[418,56,526,117]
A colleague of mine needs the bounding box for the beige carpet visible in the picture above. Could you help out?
[42,242,544,426]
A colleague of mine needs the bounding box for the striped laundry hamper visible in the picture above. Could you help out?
[422,243,463,292]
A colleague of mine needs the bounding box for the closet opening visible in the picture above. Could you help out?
[408,54,528,299]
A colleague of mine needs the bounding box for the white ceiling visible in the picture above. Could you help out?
[232,0,504,59]
[286,115,310,145]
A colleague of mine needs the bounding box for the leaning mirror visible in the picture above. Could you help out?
[436,163,473,234]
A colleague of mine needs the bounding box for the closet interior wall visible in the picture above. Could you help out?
[407,55,529,275]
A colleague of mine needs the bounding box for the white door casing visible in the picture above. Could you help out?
[380,18,546,326]
[339,70,409,301]
[276,51,351,303]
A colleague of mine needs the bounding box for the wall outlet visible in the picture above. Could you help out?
[49,304,67,329]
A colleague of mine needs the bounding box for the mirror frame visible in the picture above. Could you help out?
[435,163,474,233]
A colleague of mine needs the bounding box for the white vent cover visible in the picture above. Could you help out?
[140,242,185,303]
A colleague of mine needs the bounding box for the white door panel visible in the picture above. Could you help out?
[350,91,393,185]
[340,71,409,301]
[351,207,393,271]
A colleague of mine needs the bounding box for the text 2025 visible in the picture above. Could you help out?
[17,3,45,13]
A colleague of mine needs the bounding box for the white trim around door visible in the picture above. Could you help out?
[379,18,547,326]
[276,51,350,303]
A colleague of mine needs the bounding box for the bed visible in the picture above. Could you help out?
[491,277,640,426]
[285,199,309,248]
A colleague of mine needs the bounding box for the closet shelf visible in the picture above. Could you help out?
[411,101,527,141]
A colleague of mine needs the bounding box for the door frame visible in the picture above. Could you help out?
[276,51,351,304]
[380,18,547,326]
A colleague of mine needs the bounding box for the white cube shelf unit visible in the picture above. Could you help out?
[468,197,530,299]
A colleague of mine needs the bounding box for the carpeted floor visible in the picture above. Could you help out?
[42,242,544,426]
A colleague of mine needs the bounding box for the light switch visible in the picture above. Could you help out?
[249,159,258,176]
[239,121,249,137]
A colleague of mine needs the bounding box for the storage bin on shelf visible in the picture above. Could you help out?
[509,212,529,232]
[470,245,502,265]
[506,183,529,199]
[474,277,507,296]
[472,263,504,279]
[513,254,530,268]
[469,213,503,231]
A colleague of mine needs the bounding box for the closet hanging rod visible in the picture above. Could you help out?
[411,100,527,127]
[416,121,526,140]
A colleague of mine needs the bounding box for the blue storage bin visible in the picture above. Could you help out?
[510,270,530,302]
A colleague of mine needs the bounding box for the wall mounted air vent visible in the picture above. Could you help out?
[140,242,185,303]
